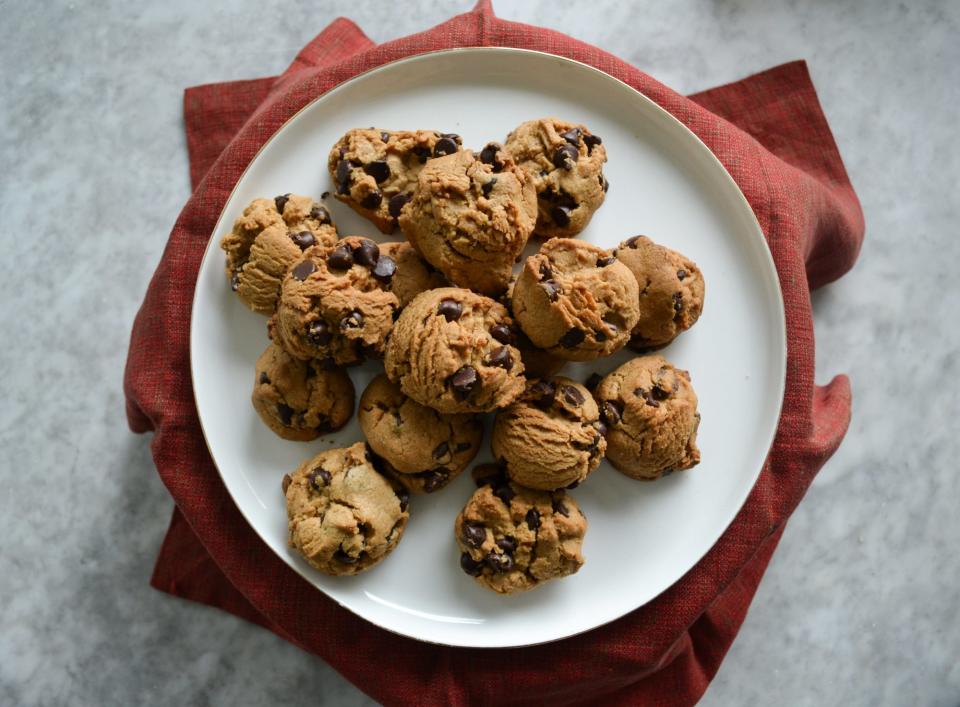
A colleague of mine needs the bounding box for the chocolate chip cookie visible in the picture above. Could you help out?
[359,374,482,494]
[614,235,706,350]
[454,464,587,594]
[594,355,701,480]
[269,236,400,365]
[384,287,526,413]
[398,148,537,296]
[503,118,607,239]
[328,128,463,233]
[252,343,354,441]
[512,238,640,361]
[220,194,338,314]
[284,441,409,575]
[492,377,605,490]
[378,240,447,309]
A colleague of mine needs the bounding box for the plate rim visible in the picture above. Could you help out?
[189,46,787,648]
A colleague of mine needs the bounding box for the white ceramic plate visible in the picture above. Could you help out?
[191,48,786,648]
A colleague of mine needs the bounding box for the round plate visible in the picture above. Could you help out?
[191,48,786,648]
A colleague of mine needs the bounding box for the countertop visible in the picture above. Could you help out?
[2,1,957,705]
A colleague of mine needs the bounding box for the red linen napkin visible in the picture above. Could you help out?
[125,2,864,705]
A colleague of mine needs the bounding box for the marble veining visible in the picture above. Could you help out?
[0,1,957,705]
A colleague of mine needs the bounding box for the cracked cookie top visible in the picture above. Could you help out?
[454,464,587,594]
[284,441,409,576]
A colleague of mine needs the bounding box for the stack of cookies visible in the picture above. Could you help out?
[219,118,706,595]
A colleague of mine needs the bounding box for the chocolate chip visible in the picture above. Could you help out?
[552,144,579,169]
[372,255,396,282]
[259,371,270,385]
[274,193,290,213]
[449,365,479,400]
[594,329,607,342]
[677,269,687,281]
[230,271,240,291]
[529,380,556,408]
[651,382,672,401]
[596,255,615,268]
[306,319,332,346]
[635,388,660,408]
[479,142,503,171]
[486,552,513,573]
[412,146,431,164]
[281,473,292,493]
[321,191,330,199]
[559,327,585,348]
[496,537,516,555]
[566,480,580,489]
[290,230,315,250]
[310,467,332,487]
[624,235,642,248]
[673,292,683,312]
[596,420,607,437]
[433,441,450,460]
[310,204,331,224]
[490,324,515,345]
[380,131,390,143]
[338,147,347,159]
[463,522,486,548]
[538,261,553,280]
[335,160,353,194]
[388,192,411,218]
[276,403,294,425]
[328,245,354,270]
[353,239,380,267]
[486,346,512,370]
[541,280,561,302]
[291,259,316,281]
[603,319,619,337]
[600,175,609,193]
[481,178,496,197]
[442,132,461,142]
[492,481,515,505]
[360,190,383,209]
[340,311,363,330]
[460,552,483,576]
[585,373,602,392]
[455,441,472,453]
[437,299,462,321]
[583,133,602,152]
[525,508,540,530]
[396,487,410,512]
[552,499,570,517]
[363,160,390,183]
[433,137,458,157]
[561,128,581,145]
[601,400,623,426]
[561,384,585,406]
[551,205,572,228]
[423,469,449,493]
[334,549,358,564]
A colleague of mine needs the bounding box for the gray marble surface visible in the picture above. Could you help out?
[1,0,957,705]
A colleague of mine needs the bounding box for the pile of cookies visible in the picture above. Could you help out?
[220,118,705,595]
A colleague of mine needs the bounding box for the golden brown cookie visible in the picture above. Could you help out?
[492,377,605,490]
[284,442,409,576]
[359,374,482,494]
[594,355,701,480]
[252,343,354,441]
[384,288,526,413]
[269,236,400,365]
[454,465,587,594]
[512,238,639,361]
[614,235,706,350]
[503,118,607,239]
[378,241,447,309]
[328,128,463,233]
[220,194,338,314]
[398,148,537,296]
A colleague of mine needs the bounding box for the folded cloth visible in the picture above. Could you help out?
[125,2,864,705]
